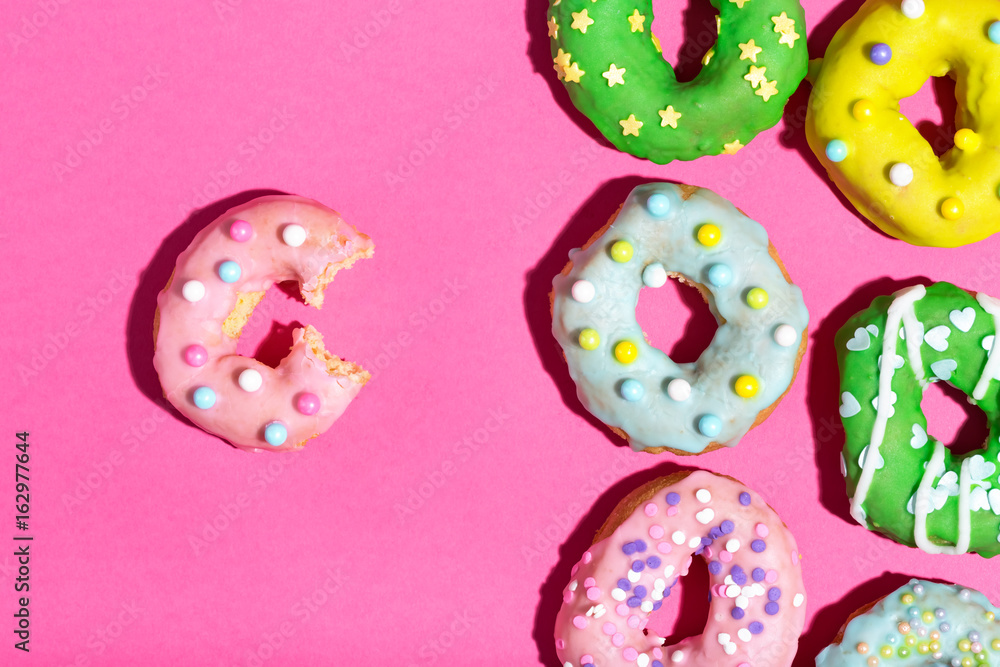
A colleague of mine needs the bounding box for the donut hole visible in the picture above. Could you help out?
[920,381,990,456]
[642,555,711,645]
[898,74,959,158]
[650,0,718,83]
[234,281,305,369]
[635,274,718,363]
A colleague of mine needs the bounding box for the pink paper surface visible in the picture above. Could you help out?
[3,0,998,664]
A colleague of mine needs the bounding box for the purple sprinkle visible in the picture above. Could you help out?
[666,492,681,506]
[694,545,705,556]
[622,542,637,555]
[765,602,779,615]
[731,565,744,574]
[751,539,766,553]
[662,587,671,598]
[731,607,745,620]
[627,596,642,608]
[708,561,723,575]
[768,587,781,601]
[634,585,647,599]
[720,520,735,534]
[652,662,664,667]
[633,540,648,552]
[701,537,713,546]
[733,571,747,586]
[752,568,766,582]
[739,492,751,506]
[749,621,764,634]
[617,578,631,592]
[708,527,722,540]
[647,556,661,569]
[584,664,596,667]
[652,601,663,611]
[631,560,645,572]
[870,42,892,65]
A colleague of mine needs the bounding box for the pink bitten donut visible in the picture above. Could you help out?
[554,471,806,667]
[152,195,374,452]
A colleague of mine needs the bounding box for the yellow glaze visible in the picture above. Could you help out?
[806,0,1000,247]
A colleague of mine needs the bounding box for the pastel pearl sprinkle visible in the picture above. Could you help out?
[615,341,638,364]
[698,414,722,438]
[181,280,206,303]
[869,43,892,65]
[747,288,769,309]
[620,379,644,402]
[774,324,797,347]
[193,386,216,409]
[229,219,252,242]
[642,263,668,288]
[696,224,722,247]
[990,21,1000,44]
[900,0,924,19]
[611,240,634,263]
[238,368,263,392]
[295,392,321,416]
[264,421,288,446]
[707,263,732,287]
[646,193,671,217]
[217,260,242,283]
[826,139,848,162]
[888,162,914,187]
[954,128,981,151]
[572,279,596,303]
[666,378,691,402]
[579,328,601,350]
[941,197,964,220]
[734,375,759,398]
[281,223,307,247]
[183,344,208,367]
[852,99,874,121]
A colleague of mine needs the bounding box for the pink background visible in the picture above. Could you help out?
[3,0,998,664]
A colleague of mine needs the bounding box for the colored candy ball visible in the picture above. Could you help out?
[990,21,1000,44]
[642,263,668,288]
[747,287,769,309]
[264,421,288,446]
[218,260,242,283]
[611,240,634,263]
[295,392,321,415]
[572,279,595,303]
[615,341,638,364]
[181,279,206,302]
[193,386,216,409]
[826,139,848,162]
[852,100,874,121]
[954,128,981,151]
[184,344,208,367]
[889,162,914,187]
[646,193,671,217]
[579,328,601,350]
[707,263,732,287]
[620,379,644,402]
[870,43,892,65]
[774,324,797,347]
[229,220,252,242]
[282,223,307,247]
[666,378,691,402]
[734,375,759,398]
[696,224,721,247]
[941,197,964,220]
[238,368,263,392]
[900,0,924,19]
[698,414,722,438]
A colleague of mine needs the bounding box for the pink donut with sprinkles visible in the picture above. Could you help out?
[555,471,806,667]
[152,195,374,452]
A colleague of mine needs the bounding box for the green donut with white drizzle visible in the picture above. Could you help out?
[837,282,1000,557]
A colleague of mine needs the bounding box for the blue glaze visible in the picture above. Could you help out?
[646,193,671,217]
[826,139,848,162]
[193,386,216,409]
[551,183,809,453]
[699,414,722,438]
[707,263,732,287]
[264,421,288,446]
[621,378,644,401]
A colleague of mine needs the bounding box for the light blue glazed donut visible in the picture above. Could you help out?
[551,183,809,454]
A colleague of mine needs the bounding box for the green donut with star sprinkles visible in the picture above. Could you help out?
[547,0,808,163]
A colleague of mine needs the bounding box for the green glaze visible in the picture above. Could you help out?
[548,0,808,164]
[837,282,1000,558]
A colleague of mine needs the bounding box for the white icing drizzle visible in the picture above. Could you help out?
[972,292,1000,400]
[850,285,926,526]
[912,442,970,554]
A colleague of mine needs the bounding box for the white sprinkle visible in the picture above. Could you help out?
[889,162,914,187]
[568,580,578,591]
[238,368,263,392]
[628,570,641,583]
[688,536,701,548]
[640,600,654,612]
[738,628,752,642]
[724,575,734,585]
[611,588,627,601]
[594,605,606,618]
[726,584,741,598]
[672,531,686,545]
[182,279,206,302]
[651,589,663,601]
[741,585,754,597]
[663,565,675,579]
[723,643,737,655]
[642,263,668,288]
[774,323,797,347]
[637,654,650,667]
[654,578,666,590]
[717,633,731,645]
[564,662,574,667]
[752,583,765,596]
[571,279,595,303]
[281,223,307,247]
[695,489,712,503]
[793,593,804,608]
[736,595,749,609]
[901,0,924,19]
[666,378,692,402]
[726,539,741,553]
[671,651,684,663]
[696,508,714,524]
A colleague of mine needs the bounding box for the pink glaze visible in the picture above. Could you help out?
[153,195,374,452]
[554,471,806,667]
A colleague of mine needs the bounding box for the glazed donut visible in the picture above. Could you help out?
[816,579,1000,666]
[546,0,808,163]
[806,0,1000,247]
[152,195,374,452]
[554,470,807,667]
[837,282,1000,557]
[551,183,809,455]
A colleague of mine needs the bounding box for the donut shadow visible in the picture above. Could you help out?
[804,275,931,526]
[531,460,703,666]
[124,188,288,429]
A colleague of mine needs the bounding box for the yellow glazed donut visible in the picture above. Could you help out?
[806,0,1000,247]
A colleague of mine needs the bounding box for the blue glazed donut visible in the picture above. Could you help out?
[551,183,809,454]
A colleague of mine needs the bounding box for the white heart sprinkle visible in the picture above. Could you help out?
[970,486,991,512]
[910,424,927,449]
[696,509,715,524]
[924,325,951,351]
[846,327,871,351]
[723,643,737,656]
[878,353,905,370]
[839,391,861,418]
[989,488,1000,515]
[866,324,879,337]
[859,445,885,470]
[969,454,997,482]
[929,359,957,381]
[950,307,976,332]
[983,335,995,351]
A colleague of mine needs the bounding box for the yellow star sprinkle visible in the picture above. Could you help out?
[723,139,744,154]
[778,28,800,48]
[628,9,645,32]
[738,39,762,63]
[755,79,779,102]
[658,105,682,128]
[730,0,750,7]
[744,65,767,88]
[547,17,559,39]
[620,114,643,136]
[563,61,585,83]
[553,48,571,80]
[603,64,627,87]
[771,12,795,35]
[571,9,595,33]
